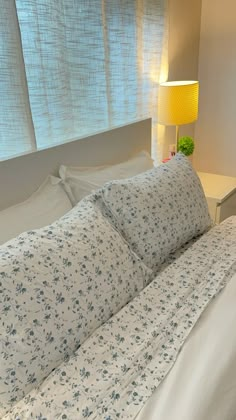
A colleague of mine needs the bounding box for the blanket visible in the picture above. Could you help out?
[3,217,236,420]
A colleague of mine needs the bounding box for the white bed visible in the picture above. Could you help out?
[0,119,151,211]
[0,119,236,420]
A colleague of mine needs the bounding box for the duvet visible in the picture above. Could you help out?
[137,270,236,420]
[3,216,236,420]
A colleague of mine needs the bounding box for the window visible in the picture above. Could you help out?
[0,0,166,161]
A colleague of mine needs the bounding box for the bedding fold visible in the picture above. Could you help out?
[4,216,236,420]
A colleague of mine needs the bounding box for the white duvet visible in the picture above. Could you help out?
[137,271,236,420]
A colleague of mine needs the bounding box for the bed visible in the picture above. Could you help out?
[0,119,236,420]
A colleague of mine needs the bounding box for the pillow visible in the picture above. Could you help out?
[0,198,151,416]
[0,176,72,245]
[59,150,154,205]
[101,153,212,272]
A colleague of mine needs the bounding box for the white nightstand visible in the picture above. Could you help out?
[197,172,236,223]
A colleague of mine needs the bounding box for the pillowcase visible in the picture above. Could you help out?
[0,176,72,245]
[0,198,151,416]
[101,153,212,272]
[59,150,154,205]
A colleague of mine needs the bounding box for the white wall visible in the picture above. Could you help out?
[193,0,236,176]
[162,0,202,158]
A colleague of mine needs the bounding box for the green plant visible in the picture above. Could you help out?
[177,136,195,156]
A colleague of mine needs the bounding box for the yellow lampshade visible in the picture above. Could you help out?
[158,81,199,126]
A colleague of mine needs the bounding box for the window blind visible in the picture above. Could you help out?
[0,0,36,159]
[0,0,167,161]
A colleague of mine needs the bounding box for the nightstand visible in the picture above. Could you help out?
[197,172,236,224]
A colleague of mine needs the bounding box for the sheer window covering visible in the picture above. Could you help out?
[0,0,167,161]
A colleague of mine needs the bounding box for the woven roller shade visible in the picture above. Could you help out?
[0,0,167,161]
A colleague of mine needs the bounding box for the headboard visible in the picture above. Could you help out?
[0,118,151,211]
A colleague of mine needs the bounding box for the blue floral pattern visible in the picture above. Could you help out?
[0,199,151,416]
[3,217,236,420]
[101,153,212,274]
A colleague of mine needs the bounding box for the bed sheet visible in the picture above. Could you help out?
[136,271,236,420]
[3,217,236,419]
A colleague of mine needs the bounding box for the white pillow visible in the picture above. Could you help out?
[0,198,151,416]
[101,153,212,273]
[59,151,154,205]
[0,176,72,245]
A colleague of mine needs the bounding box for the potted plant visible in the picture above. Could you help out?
[177,136,195,156]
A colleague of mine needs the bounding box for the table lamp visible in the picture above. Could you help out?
[158,80,199,153]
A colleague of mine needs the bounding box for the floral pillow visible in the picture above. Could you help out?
[101,153,211,272]
[0,198,151,416]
